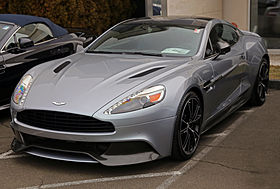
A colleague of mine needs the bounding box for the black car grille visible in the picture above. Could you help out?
[17,110,115,133]
[21,133,110,156]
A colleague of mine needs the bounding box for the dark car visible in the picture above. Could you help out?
[0,14,87,110]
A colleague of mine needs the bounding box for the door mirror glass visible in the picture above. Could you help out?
[217,41,231,55]
[18,37,34,49]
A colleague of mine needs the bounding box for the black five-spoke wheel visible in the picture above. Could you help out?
[172,91,203,160]
[250,58,269,106]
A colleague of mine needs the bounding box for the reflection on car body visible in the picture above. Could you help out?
[10,16,269,166]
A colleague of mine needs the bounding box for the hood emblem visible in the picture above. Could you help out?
[52,101,66,106]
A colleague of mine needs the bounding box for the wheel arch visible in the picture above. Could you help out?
[263,54,270,63]
[187,86,204,111]
[171,85,205,160]
[178,85,205,124]
[263,54,270,71]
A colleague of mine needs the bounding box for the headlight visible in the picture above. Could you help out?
[104,85,165,115]
[13,74,33,105]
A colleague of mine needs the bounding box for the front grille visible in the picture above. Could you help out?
[17,110,115,133]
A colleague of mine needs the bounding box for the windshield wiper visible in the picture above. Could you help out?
[123,51,163,57]
[86,50,123,54]
[87,50,163,57]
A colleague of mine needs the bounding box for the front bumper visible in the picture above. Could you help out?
[10,115,176,166]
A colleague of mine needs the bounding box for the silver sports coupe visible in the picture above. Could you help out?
[10,17,269,166]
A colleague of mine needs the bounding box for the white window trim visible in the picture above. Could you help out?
[145,0,167,17]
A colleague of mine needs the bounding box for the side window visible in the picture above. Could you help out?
[4,36,17,50]
[208,24,223,55]
[206,24,239,58]
[4,23,54,50]
[28,23,54,43]
[220,24,239,46]
[15,23,36,41]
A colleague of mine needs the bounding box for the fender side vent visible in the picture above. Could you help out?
[129,67,165,79]
[53,61,71,73]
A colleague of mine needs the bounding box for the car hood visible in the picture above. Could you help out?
[24,53,189,116]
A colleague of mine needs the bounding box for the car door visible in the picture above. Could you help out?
[0,55,9,106]
[0,23,76,106]
[204,23,248,122]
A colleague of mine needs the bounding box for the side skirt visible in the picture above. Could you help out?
[202,90,250,134]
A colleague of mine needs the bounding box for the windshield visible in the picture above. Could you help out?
[87,22,204,57]
[0,23,12,40]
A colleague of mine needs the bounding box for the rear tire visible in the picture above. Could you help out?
[250,58,269,106]
[171,91,203,160]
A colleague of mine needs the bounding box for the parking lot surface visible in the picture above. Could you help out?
[0,90,279,189]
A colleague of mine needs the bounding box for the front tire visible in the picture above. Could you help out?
[250,58,269,106]
[172,91,203,160]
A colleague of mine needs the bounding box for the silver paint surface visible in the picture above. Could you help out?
[10,17,268,166]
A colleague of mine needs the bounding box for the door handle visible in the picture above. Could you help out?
[203,64,238,91]
[203,80,215,92]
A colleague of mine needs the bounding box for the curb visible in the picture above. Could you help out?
[269,80,280,90]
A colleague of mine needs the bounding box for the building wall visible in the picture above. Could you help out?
[166,0,250,31]
[222,0,249,30]
[167,0,223,19]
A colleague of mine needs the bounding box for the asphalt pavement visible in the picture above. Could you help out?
[0,90,279,189]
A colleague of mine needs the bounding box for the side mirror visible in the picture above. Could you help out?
[217,41,231,55]
[18,37,34,49]
[83,36,96,48]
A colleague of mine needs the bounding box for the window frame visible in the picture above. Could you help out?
[17,22,54,44]
[204,23,241,60]
[0,24,20,53]
[204,38,216,59]
[2,22,56,52]
[218,24,240,47]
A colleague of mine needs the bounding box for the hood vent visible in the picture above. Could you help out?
[129,67,165,79]
[53,61,71,73]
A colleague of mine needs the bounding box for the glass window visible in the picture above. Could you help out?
[210,24,238,47]
[3,23,54,51]
[17,23,53,44]
[0,23,12,40]
[153,0,162,16]
[29,23,54,43]
[219,25,239,46]
[146,0,167,16]
[208,24,239,56]
[209,25,223,54]
[251,0,280,48]
[87,22,204,57]
[4,36,16,51]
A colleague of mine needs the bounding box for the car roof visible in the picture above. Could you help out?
[0,14,68,37]
[125,16,214,28]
